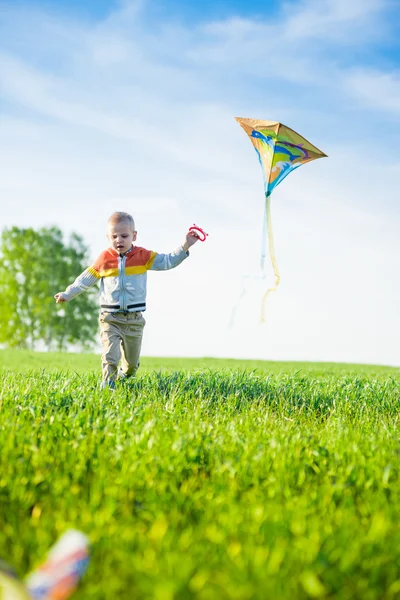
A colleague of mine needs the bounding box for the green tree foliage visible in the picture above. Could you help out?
[0,226,98,350]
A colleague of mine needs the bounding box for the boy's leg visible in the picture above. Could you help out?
[120,312,146,377]
[99,312,123,383]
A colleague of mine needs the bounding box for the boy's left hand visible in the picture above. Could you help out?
[183,231,200,252]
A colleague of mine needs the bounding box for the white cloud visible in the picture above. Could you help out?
[282,0,388,41]
[344,69,400,113]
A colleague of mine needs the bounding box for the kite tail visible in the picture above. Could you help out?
[261,194,280,322]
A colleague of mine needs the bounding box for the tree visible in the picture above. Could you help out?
[0,226,99,351]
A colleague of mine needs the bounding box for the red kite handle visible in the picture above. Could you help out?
[189,224,208,242]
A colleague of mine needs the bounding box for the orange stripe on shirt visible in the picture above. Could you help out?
[125,247,153,267]
[92,249,118,273]
[93,247,153,273]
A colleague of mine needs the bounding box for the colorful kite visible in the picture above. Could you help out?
[235,117,327,321]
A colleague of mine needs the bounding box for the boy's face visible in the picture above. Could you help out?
[107,221,137,254]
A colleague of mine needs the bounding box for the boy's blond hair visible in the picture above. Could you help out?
[108,212,136,230]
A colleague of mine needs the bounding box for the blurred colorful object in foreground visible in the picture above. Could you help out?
[0,531,89,600]
[235,117,327,320]
[26,530,89,600]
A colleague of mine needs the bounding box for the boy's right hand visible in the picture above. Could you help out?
[54,292,67,303]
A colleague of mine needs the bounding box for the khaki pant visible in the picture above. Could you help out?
[99,311,146,382]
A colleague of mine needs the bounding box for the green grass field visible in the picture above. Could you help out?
[1,350,400,599]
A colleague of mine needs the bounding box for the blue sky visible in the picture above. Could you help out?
[1,0,399,365]
[5,0,284,24]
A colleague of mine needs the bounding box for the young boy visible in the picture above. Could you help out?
[54,212,199,389]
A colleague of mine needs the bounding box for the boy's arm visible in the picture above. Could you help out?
[149,231,199,271]
[54,267,100,303]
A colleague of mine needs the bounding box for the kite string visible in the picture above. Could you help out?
[260,194,268,271]
[229,194,279,328]
[260,194,281,322]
